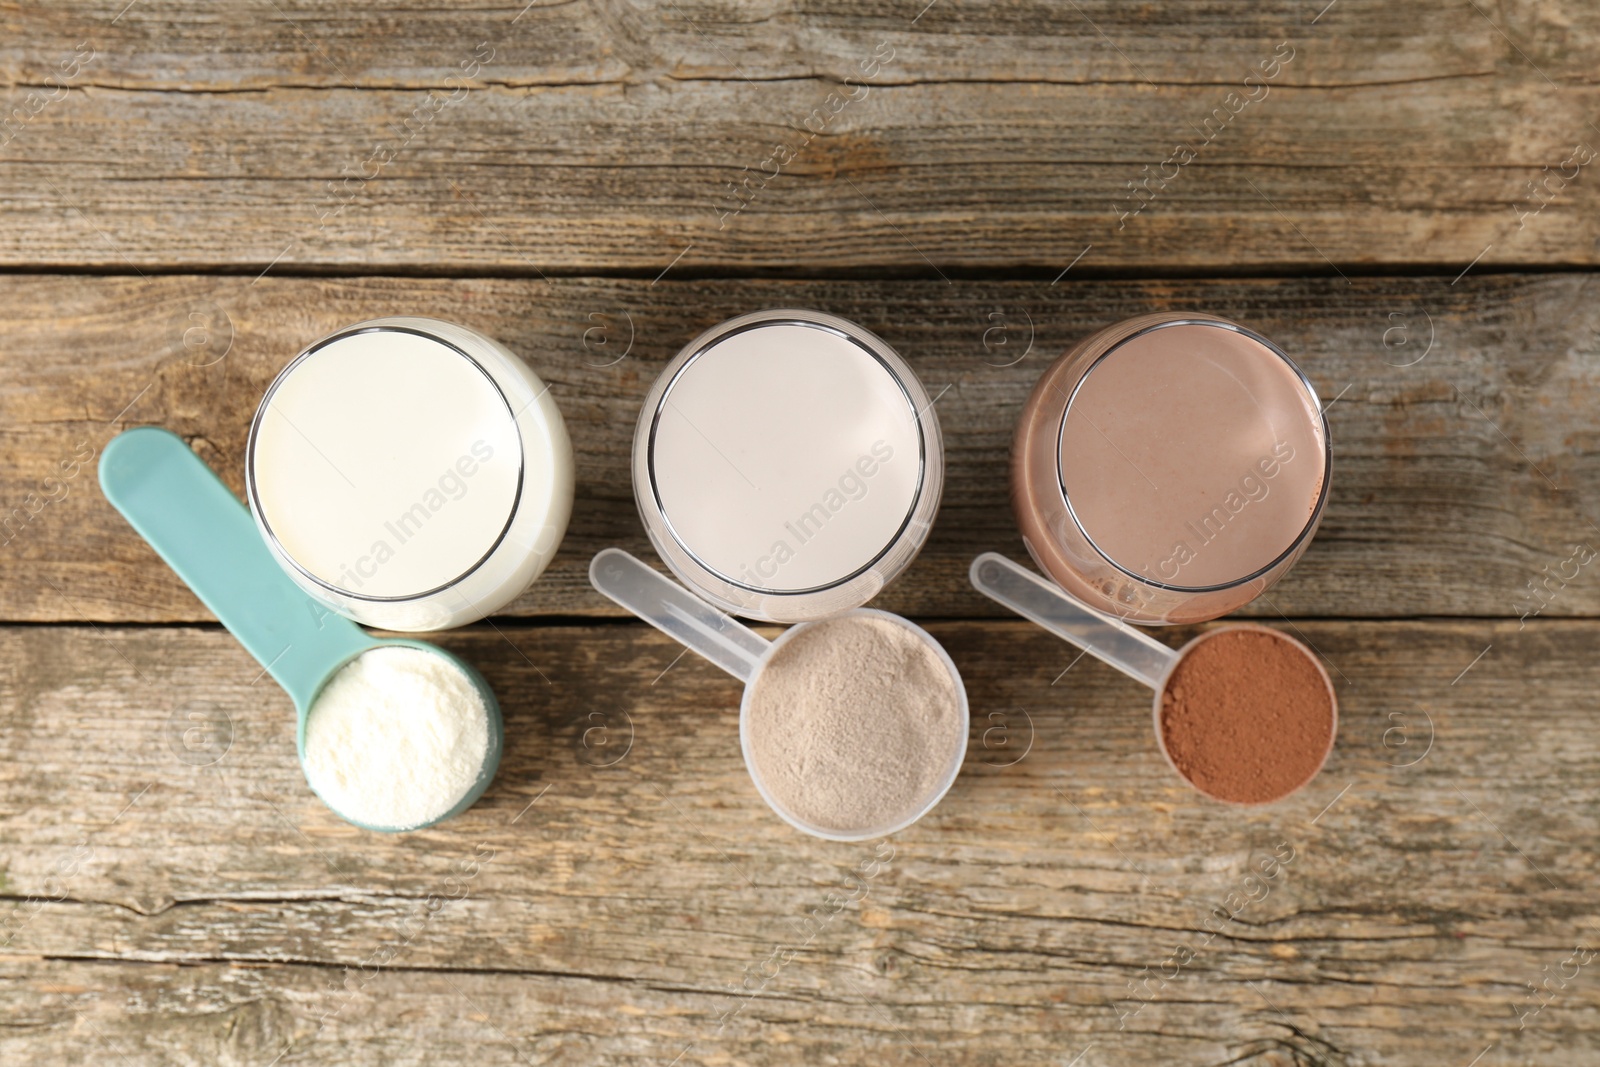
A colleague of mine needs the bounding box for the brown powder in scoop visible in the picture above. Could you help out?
[746,614,965,836]
[1158,628,1335,805]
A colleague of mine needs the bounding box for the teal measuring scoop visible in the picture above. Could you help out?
[99,426,503,831]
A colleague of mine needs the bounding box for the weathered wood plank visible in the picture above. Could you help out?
[3,955,1585,1066]
[1,273,1596,622]
[0,620,1595,1065]
[11,1,1583,90]
[0,7,1597,270]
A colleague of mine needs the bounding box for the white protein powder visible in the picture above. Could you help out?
[303,646,491,830]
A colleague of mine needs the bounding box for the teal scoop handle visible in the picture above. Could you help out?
[99,426,377,714]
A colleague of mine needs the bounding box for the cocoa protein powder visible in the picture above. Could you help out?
[1157,627,1335,804]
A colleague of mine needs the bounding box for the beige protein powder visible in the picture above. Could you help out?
[744,613,965,836]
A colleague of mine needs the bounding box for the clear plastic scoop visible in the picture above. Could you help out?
[970,552,1179,687]
[969,551,1336,804]
[99,427,503,831]
[590,547,968,840]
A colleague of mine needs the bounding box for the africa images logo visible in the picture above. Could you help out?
[1149,441,1296,582]
[730,440,895,587]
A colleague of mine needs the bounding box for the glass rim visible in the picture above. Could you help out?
[245,319,528,604]
[1054,316,1333,595]
[635,309,942,617]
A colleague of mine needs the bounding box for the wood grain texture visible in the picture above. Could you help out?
[12,1,1593,89]
[5,5,1598,1063]
[1,272,1596,623]
[1,620,1595,1065]
[0,3,1597,270]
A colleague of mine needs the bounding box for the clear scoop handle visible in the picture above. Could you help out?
[969,552,1177,690]
[589,548,768,684]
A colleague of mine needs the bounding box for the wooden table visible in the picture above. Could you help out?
[4,4,1599,1064]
